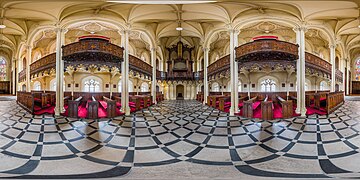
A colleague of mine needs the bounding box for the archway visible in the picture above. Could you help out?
[176,85,184,100]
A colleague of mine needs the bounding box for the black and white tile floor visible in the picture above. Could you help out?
[1,99,360,179]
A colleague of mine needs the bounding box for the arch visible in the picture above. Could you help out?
[211,82,220,92]
[118,79,134,92]
[320,80,329,91]
[33,81,41,91]
[140,82,149,92]
[176,84,185,100]
[81,76,103,92]
[258,76,279,92]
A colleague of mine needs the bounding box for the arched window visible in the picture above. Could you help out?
[320,81,328,91]
[33,81,41,91]
[50,79,66,91]
[238,81,242,92]
[355,59,360,81]
[84,79,100,92]
[211,82,220,92]
[0,57,6,80]
[260,79,276,92]
[140,82,149,92]
[118,80,133,92]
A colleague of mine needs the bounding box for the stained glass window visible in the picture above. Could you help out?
[141,82,149,92]
[356,59,360,81]
[0,57,6,80]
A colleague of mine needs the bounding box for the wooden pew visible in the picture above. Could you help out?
[325,92,344,114]
[314,92,328,109]
[68,96,83,118]
[243,96,259,118]
[276,95,293,119]
[102,96,116,118]
[130,96,141,111]
[17,91,34,114]
[32,92,48,108]
[261,95,273,120]
[305,93,315,107]
[219,96,230,111]
[87,96,99,119]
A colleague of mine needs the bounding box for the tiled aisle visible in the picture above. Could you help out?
[0,99,360,179]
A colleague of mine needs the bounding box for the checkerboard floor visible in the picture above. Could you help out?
[1,99,360,179]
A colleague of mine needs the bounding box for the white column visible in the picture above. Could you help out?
[229,29,239,115]
[151,47,157,104]
[12,58,16,95]
[330,44,336,92]
[233,30,239,113]
[25,45,32,92]
[294,26,307,117]
[346,59,350,95]
[121,30,130,115]
[55,28,66,115]
[203,47,209,105]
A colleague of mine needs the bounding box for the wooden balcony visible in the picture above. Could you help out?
[156,70,167,80]
[30,53,56,77]
[336,69,343,82]
[305,52,331,76]
[208,55,230,77]
[129,55,153,77]
[235,39,298,62]
[62,37,124,67]
[19,69,26,82]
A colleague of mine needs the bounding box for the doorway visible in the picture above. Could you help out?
[176,85,184,100]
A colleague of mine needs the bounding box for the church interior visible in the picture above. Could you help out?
[1,0,360,179]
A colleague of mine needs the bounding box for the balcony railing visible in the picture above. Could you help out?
[156,70,167,80]
[129,55,153,77]
[235,39,298,62]
[30,53,56,77]
[336,69,343,82]
[208,55,230,77]
[305,52,332,77]
[19,69,26,82]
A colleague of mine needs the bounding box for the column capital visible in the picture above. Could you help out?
[293,26,308,33]
[202,47,210,52]
[25,45,32,50]
[329,44,337,49]
[54,27,67,33]
[119,29,131,36]
[151,47,157,52]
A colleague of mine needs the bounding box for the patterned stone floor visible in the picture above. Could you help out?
[0,98,360,179]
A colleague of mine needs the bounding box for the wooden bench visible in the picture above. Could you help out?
[261,95,273,120]
[277,95,293,119]
[87,96,99,119]
[130,96,141,111]
[243,96,259,118]
[101,96,116,118]
[314,92,328,109]
[68,96,83,118]
[325,92,344,114]
[33,92,48,108]
[17,91,34,114]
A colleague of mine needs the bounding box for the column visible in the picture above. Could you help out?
[233,30,239,113]
[54,27,66,115]
[330,44,336,92]
[346,58,350,95]
[203,47,209,105]
[294,26,307,117]
[151,47,157,104]
[25,45,32,92]
[12,58,16,95]
[121,30,130,115]
[229,29,239,115]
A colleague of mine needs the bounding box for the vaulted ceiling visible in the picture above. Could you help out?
[0,0,360,65]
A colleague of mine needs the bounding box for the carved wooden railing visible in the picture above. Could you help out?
[208,55,230,77]
[19,69,26,82]
[156,70,167,80]
[30,53,56,77]
[235,39,298,62]
[336,69,343,82]
[129,55,153,77]
[63,38,123,58]
[305,52,331,75]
